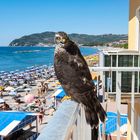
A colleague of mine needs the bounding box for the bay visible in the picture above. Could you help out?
[0,46,99,71]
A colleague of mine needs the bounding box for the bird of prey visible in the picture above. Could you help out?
[54,32,106,128]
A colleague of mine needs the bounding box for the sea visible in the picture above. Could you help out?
[0,46,99,72]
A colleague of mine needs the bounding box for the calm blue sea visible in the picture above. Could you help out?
[0,46,99,71]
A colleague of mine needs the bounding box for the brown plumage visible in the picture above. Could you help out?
[54,32,106,128]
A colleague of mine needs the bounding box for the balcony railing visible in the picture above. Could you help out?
[37,100,92,140]
[37,67,140,140]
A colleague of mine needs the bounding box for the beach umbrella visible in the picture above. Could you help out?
[61,96,71,102]
[3,72,8,75]
[51,83,57,87]
[5,86,15,91]
[56,81,60,85]
[0,86,4,91]
[4,79,10,81]
[24,88,31,92]
[0,98,4,103]
[12,76,18,79]
[8,91,17,96]
[0,71,5,73]
[10,71,14,74]
[0,76,5,79]
[24,94,35,103]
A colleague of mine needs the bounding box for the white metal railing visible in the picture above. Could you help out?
[37,100,91,140]
[91,67,140,140]
[37,67,140,140]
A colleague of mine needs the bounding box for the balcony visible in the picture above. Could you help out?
[37,67,140,140]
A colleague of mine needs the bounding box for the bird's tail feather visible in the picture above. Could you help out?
[85,106,99,127]
[84,97,106,128]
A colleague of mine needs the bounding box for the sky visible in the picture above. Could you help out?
[0,0,129,46]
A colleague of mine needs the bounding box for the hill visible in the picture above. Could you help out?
[9,31,128,47]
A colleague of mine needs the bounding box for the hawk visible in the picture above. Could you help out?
[54,32,106,128]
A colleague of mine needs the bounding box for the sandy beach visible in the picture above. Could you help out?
[0,65,62,139]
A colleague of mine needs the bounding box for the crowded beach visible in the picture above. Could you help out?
[0,65,65,139]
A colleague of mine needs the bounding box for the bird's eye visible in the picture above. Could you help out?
[56,37,61,40]
[62,39,66,42]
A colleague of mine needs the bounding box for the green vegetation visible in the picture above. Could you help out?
[112,43,128,49]
[9,31,128,47]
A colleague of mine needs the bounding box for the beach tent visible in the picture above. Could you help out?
[0,111,37,137]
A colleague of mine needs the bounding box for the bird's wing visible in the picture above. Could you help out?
[69,53,92,81]
[54,44,95,95]
[64,41,93,81]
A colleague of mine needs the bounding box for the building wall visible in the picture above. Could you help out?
[128,0,140,50]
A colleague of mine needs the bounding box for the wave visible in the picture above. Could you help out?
[14,50,41,53]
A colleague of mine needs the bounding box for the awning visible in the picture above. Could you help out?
[52,87,66,99]
[56,90,66,98]
[0,111,37,137]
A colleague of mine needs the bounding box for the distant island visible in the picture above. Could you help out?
[9,31,128,48]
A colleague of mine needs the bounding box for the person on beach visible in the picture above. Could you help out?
[44,82,48,94]
[0,91,3,97]
[39,107,45,124]
[97,76,104,102]
[0,87,4,97]
[98,84,103,102]
[38,82,45,96]
[35,99,41,107]
[42,97,46,108]
[37,88,41,97]
[1,102,10,110]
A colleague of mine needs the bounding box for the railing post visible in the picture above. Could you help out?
[81,105,85,140]
[98,121,103,140]
[102,71,106,140]
[72,123,77,140]
[85,122,91,140]
[77,105,81,140]
[131,72,135,140]
[116,71,121,140]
